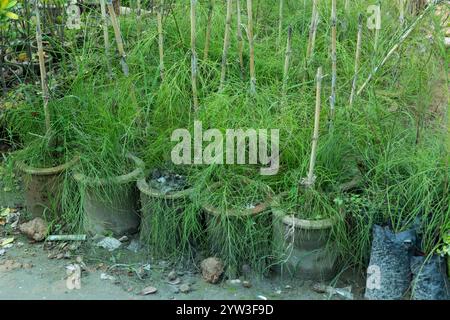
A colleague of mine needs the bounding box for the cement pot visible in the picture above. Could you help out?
[16,156,79,219]
[272,195,338,281]
[4,51,53,77]
[201,179,274,276]
[130,155,194,256]
[73,154,142,236]
[2,64,23,87]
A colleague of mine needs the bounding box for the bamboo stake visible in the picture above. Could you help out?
[203,0,214,61]
[247,0,256,94]
[100,0,113,79]
[106,0,129,76]
[277,0,284,50]
[329,0,337,125]
[281,25,293,102]
[157,0,165,80]
[34,0,51,134]
[190,0,199,111]
[349,14,363,107]
[305,0,319,79]
[303,67,322,188]
[345,0,350,14]
[219,0,233,91]
[398,0,405,25]
[357,3,436,96]
[137,0,141,16]
[374,0,381,52]
[236,0,245,79]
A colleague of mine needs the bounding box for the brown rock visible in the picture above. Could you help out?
[19,218,47,242]
[200,257,224,284]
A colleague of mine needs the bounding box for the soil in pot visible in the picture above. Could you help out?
[201,178,274,277]
[16,156,79,219]
[271,192,339,281]
[137,166,196,261]
[73,156,142,236]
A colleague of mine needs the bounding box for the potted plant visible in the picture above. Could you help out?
[131,153,196,260]
[8,3,78,219]
[199,173,274,277]
[271,68,342,280]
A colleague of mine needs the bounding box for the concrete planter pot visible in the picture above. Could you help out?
[201,179,274,276]
[73,154,142,236]
[16,156,79,219]
[130,155,194,255]
[272,195,338,281]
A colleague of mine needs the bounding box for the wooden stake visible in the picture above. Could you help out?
[305,0,319,77]
[277,0,284,50]
[157,0,165,80]
[281,25,293,102]
[191,0,199,111]
[107,0,129,76]
[35,0,51,134]
[303,67,322,188]
[203,0,214,61]
[247,0,256,94]
[100,0,113,79]
[219,0,233,91]
[329,0,337,125]
[236,0,245,79]
[349,14,363,107]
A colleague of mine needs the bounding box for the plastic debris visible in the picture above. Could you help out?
[47,235,87,241]
[100,273,116,281]
[96,237,122,251]
[411,255,450,300]
[312,283,354,300]
[66,264,81,290]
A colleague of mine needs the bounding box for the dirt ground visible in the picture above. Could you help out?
[0,179,365,301]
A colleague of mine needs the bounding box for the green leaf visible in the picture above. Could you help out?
[5,11,18,20]
[6,0,17,9]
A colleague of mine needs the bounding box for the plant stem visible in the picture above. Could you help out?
[190,0,199,112]
[34,0,51,135]
[281,25,292,103]
[236,0,245,79]
[398,0,405,25]
[203,0,214,61]
[247,0,256,95]
[157,0,165,80]
[100,0,113,79]
[329,0,337,127]
[374,0,381,52]
[277,0,284,50]
[349,14,363,107]
[357,3,436,96]
[219,0,233,91]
